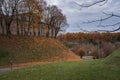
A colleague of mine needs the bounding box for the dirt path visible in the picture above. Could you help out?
[0,67,19,73]
[0,61,58,73]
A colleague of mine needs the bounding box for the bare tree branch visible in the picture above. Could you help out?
[103,12,120,17]
[97,22,120,27]
[80,26,120,33]
[83,14,113,24]
[74,0,120,32]
[99,0,108,6]
[95,26,120,32]
[83,12,120,30]
[74,0,107,8]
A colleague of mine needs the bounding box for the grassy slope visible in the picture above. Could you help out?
[0,48,120,80]
[0,36,80,66]
[102,48,120,66]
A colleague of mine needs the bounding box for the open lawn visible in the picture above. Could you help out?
[0,48,120,80]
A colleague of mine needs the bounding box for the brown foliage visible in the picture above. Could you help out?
[0,0,68,37]
[77,47,85,58]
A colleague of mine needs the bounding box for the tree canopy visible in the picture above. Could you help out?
[0,0,68,38]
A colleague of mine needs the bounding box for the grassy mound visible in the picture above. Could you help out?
[0,36,80,67]
[102,48,120,66]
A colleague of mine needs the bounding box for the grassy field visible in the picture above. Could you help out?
[0,48,120,80]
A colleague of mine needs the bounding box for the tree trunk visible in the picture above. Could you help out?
[54,27,60,38]
[24,26,27,35]
[0,20,4,35]
[16,24,19,35]
[51,28,54,38]
[38,26,41,36]
[16,16,20,35]
[6,26,11,35]
[6,22,12,35]
[46,31,49,37]
[33,27,36,36]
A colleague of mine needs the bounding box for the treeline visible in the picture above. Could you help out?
[0,0,67,38]
[58,32,120,58]
[58,32,120,43]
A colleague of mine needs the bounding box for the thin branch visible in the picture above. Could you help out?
[83,15,113,24]
[97,22,120,27]
[99,0,108,6]
[74,0,120,32]
[79,27,90,33]
[74,0,107,8]
[83,12,120,25]
[95,26,120,32]
[80,26,120,33]
[103,12,120,17]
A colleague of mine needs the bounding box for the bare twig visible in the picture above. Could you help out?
[74,0,120,32]
[74,0,107,8]
[83,15,113,24]
[97,22,120,27]
[80,26,120,33]
[99,0,108,6]
[83,12,120,30]
[95,26,120,32]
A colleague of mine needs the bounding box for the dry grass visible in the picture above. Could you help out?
[0,36,81,67]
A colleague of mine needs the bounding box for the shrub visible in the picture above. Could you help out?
[77,47,85,58]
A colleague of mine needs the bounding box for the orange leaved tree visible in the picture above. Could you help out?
[77,47,85,58]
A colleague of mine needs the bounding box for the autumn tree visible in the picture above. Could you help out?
[0,0,68,37]
[20,0,43,36]
[0,0,43,36]
[54,12,67,38]
[45,5,67,38]
[0,0,23,35]
[77,47,85,58]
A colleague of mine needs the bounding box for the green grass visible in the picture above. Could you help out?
[102,48,120,66]
[0,48,120,80]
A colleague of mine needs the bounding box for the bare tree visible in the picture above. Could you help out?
[45,5,56,37]
[0,0,5,34]
[22,0,43,36]
[45,5,68,38]
[0,0,22,35]
[0,0,68,37]
[53,12,67,38]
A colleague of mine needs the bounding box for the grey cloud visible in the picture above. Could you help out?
[45,0,120,32]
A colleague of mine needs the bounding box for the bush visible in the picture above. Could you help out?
[77,47,85,58]
[102,42,115,57]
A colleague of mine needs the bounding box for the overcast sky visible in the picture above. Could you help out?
[45,0,120,33]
